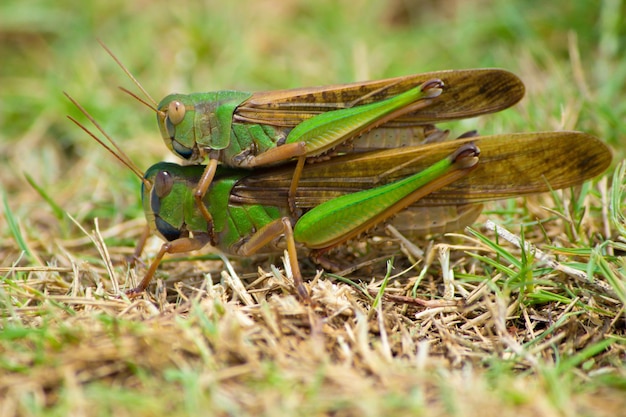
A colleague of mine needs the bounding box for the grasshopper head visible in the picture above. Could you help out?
[142,162,207,242]
[157,94,202,162]
[157,91,253,164]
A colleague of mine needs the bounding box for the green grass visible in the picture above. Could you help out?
[1,0,625,415]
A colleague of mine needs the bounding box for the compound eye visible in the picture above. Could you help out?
[154,170,174,198]
[167,100,186,125]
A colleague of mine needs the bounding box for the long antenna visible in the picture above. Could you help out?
[119,86,164,117]
[64,92,151,189]
[97,39,159,108]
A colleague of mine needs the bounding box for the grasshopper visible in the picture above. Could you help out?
[88,127,610,301]
[138,142,480,300]
[102,43,526,242]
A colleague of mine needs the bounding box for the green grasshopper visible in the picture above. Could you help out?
[139,143,479,300]
[124,131,610,300]
[104,43,526,241]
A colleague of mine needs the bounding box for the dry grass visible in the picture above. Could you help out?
[2,172,625,415]
[1,0,625,415]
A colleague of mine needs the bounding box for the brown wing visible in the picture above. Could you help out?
[231,131,611,208]
[234,69,525,127]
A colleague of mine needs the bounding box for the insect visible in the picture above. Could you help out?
[67,97,610,301]
[139,143,480,300]
[103,43,526,242]
[136,131,610,300]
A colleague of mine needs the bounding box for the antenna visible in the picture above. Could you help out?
[119,87,164,118]
[64,92,151,189]
[97,39,159,109]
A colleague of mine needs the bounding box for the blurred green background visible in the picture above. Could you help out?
[0,0,624,246]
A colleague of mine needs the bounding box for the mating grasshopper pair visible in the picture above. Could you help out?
[68,49,611,300]
[135,132,609,301]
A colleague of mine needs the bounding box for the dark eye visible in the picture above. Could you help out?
[154,170,174,198]
[172,140,194,159]
[150,186,161,214]
[167,100,186,125]
[155,217,181,241]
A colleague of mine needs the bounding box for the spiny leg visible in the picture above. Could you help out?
[294,143,480,251]
[127,234,211,297]
[194,156,220,245]
[127,224,152,268]
[288,156,307,215]
[236,217,309,302]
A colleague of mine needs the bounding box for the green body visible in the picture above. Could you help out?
[142,131,611,257]
[143,152,467,255]
[142,161,455,255]
[156,69,526,167]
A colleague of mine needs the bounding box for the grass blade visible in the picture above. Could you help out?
[2,189,32,261]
